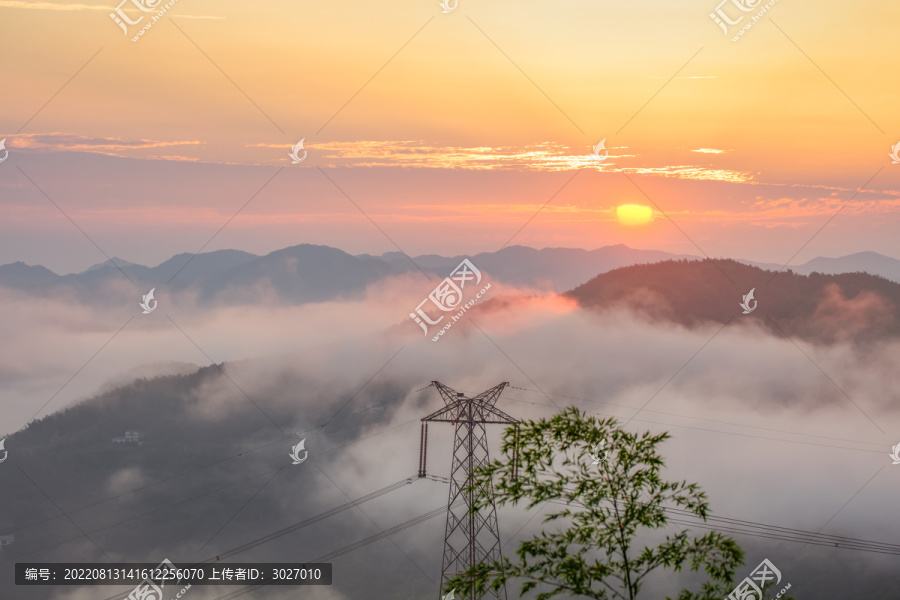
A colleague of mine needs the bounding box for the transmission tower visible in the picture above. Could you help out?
[418,381,518,600]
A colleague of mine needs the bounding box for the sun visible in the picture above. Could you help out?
[616,204,653,226]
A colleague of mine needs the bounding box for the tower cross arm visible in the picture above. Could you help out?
[480,404,518,424]
[472,382,509,409]
[432,381,463,406]
[421,402,518,424]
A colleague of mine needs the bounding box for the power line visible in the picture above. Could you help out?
[662,506,900,553]
[314,503,452,562]
[4,384,433,538]
[31,382,896,600]
[208,486,900,600]
[12,467,284,562]
[98,475,422,600]
[13,407,432,566]
[208,501,462,600]
[315,464,435,583]
[95,464,899,600]
[209,485,900,600]
[18,376,868,554]
[503,388,885,455]
[522,387,883,448]
[664,517,900,556]
[539,497,900,556]
[213,476,420,562]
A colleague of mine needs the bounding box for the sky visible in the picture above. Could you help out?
[1,0,900,273]
[2,4,900,594]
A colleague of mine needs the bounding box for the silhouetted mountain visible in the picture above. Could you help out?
[370,244,696,292]
[565,259,900,344]
[84,257,144,272]
[4,245,900,311]
[0,244,695,306]
[207,244,404,303]
[0,245,402,308]
[75,250,261,291]
[793,251,900,282]
[741,251,900,284]
[0,262,58,287]
[151,249,259,288]
[0,364,434,600]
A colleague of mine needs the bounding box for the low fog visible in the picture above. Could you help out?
[1,273,898,599]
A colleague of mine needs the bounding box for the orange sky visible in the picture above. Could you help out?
[1,0,899,272]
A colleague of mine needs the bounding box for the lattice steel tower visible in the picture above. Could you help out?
[418,381,518,600]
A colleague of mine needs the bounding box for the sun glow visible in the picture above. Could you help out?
[616,204,653,226]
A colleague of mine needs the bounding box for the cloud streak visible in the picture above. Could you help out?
[6,132,203,158]
[0,1,108,10]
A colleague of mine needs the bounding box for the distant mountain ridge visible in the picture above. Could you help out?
[364,244,698,291]
[791,251,900,282]
[1,245,899,308]
[0,244,697,306]
[738,251,900,283]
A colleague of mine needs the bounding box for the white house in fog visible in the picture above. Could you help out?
[112,431,144,444]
